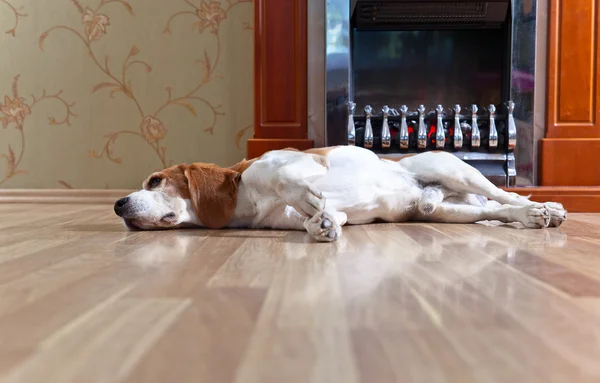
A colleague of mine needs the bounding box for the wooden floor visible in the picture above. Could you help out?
[1,204,600,382]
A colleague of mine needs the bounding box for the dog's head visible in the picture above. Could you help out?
[114,163,241,230]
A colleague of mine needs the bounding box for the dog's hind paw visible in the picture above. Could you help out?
[517,204,550,229]
[544,202,567,227]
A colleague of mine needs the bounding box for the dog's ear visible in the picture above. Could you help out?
[184,164,241,229]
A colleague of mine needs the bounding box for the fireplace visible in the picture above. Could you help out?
[324,0,545,187]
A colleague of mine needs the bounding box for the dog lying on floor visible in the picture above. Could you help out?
[113,146,567,242]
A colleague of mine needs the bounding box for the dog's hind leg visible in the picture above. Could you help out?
[399,152,566,226]
[401,152,528,205]
[414,200,551,229]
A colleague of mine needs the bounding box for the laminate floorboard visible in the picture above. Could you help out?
[1,203,600,382]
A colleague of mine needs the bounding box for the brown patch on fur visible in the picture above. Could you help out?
[309,154,330,169]
[144,164,191,199]
[240,147,332,172]
[184,164,240,229]
[306,148,336,169]
[227,158,258,174]
[380,154,417,162]
[305,147,338,156]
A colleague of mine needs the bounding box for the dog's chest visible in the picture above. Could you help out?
[231,183,291,227]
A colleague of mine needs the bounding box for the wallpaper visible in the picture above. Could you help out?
[0,0,253,189]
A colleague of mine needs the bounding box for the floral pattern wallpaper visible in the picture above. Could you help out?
[0,0,253,189]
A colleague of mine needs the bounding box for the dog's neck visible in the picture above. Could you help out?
[180,199,203,227]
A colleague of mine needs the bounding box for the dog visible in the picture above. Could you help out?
[113,146,567,242]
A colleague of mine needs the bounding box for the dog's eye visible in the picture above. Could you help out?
[161,213,176,221]
[148,177,162,188]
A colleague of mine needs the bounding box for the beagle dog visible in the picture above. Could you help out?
[114,146,567,242]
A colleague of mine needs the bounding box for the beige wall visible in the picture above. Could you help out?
[0,0,253,189]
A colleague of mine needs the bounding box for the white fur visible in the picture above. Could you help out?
[121,146,567,241]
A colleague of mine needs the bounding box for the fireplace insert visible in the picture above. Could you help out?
[325,0,542,187]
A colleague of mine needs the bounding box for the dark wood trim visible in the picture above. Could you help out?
[541,1,600,188]
[252,0,312,154]
[504,187,600,212]
[0,189,133,204]
[546,0,600,139]
[539,138,600,186]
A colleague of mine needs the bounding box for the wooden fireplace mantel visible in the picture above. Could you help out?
[247,0,313,159]
[250,0,600,212]
[540,0,600,187]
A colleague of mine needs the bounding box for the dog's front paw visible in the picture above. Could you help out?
[544,202,567,227]
[279,184,325,217]
[517,204,550,229]
[304,211,342,242]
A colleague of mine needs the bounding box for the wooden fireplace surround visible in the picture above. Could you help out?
[249,0,600,212]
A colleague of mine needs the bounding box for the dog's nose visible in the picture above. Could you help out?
[114,197,129,216]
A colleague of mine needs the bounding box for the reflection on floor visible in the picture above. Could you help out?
[1,203,600,382]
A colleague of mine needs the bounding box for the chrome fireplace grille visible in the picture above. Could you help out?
[325,0,542,187]
[347,102,517,153]
[355,2,489,26]
[345,102,517,186]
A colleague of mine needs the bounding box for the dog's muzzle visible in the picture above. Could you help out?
[114,197,130,217]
